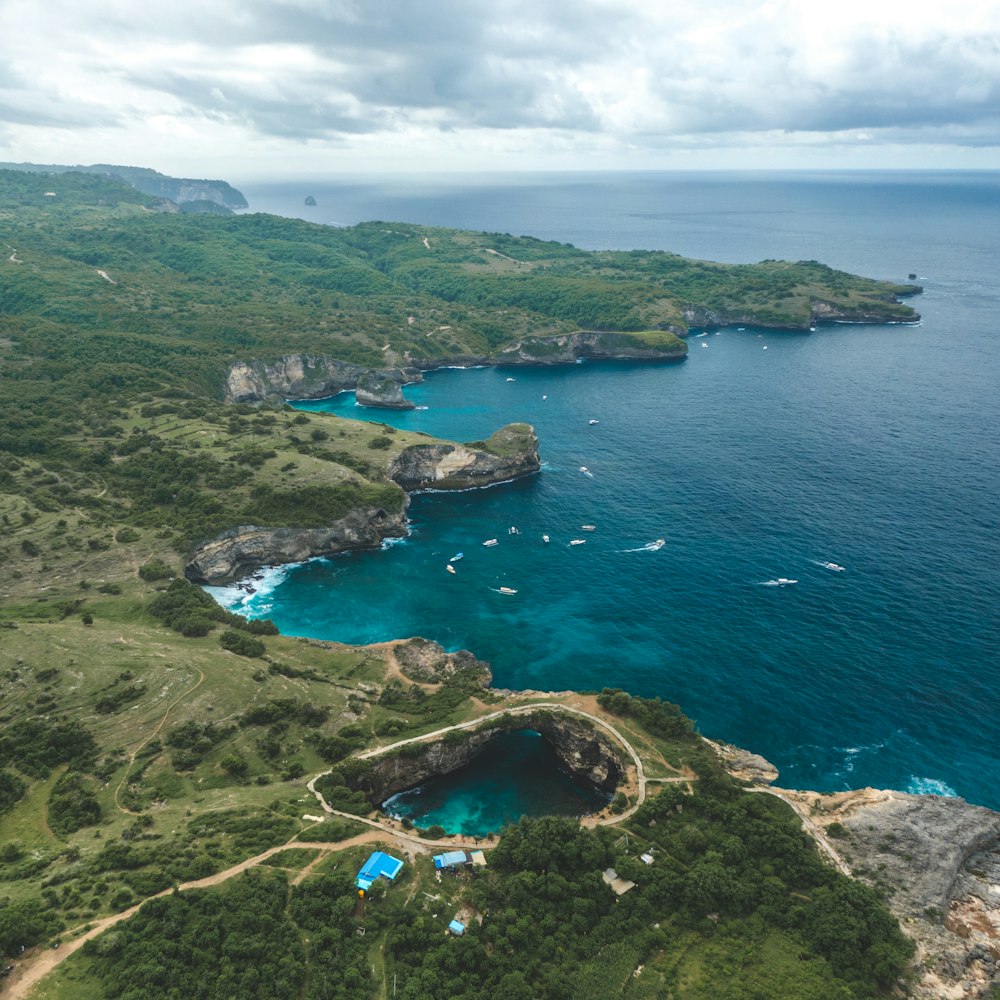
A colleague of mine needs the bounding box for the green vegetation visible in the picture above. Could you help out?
[0,167,923,996]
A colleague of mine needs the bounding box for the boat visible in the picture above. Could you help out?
[580,525,596,531]
[483,539,498,547]
[509,526,519,535]
[506,377,516,382]
[649,539,665,550]
[700,342,708,347]
[579,466,593,477]
[449,553,464,562]
[498,586,518,595]
[776,578,798,586]
[569,539,586,546]
[589,419,599,425]
[819,561,845,572]
[542,395,548,400]
[542,534,550,543]
[446,564,456,574]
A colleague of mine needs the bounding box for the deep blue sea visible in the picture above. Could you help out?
[219,172,1000,815]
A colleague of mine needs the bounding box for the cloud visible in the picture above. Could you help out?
[0,0,998,170]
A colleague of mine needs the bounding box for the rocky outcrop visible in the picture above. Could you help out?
[388,424,540,491]
[495,330,686,365]
[184,504,408,585]
[808,790,1000,999]
[224,355,421,406]
[350,710,625,807]
[393,637,492,687]
[708,740,779,786]
[355,372,415,410]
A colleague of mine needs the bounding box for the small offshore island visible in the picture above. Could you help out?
[1,165,997,999]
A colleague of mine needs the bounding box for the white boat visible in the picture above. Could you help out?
[542,534,550,543]
[700,342,708,347]
[569,539,586,546]
[542,395,548,400]
[589,419,599,425]
[498,586,518,595]
[509,526,519,535]
[650,539,665,550]
[776,578,798,586]
[446,564,456,574]
[819,561,845,572]
[483,539,498,547]
[579,466,593,477]
[449,553,464,562]
[506,377,516,382]
[581,525,596,531]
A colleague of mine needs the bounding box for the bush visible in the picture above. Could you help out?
[220,630,265,658]
[138,559,175,581]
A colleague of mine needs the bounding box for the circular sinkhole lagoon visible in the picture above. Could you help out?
[382,730,612,838]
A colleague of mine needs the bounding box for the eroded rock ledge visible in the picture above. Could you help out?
[389,423,540,491]
[184,425,539,584]
[349,709,625,808]
[494,330,687,365]
[224,355,422,408]
[185,505,408,585]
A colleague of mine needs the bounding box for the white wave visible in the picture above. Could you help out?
[758,578,798,586]
[906,776,958,798]
[204,563,292,611]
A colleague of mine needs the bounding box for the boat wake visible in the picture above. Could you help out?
[759,578,798,587]
[813,560,846,572]
[619,539,666,553]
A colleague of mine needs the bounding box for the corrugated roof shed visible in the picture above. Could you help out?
[433,850,470,869]
[356,851,404,890]
[448,919,466,935]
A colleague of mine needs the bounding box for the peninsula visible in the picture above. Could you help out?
[4,166,993,1000]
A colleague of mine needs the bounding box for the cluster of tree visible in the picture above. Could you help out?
[0,718,97,780]
[148,578,279,638]
[46,771,102,835]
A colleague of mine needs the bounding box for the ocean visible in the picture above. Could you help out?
[216,172,1000,817]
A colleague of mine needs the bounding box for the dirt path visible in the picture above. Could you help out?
[3,826,480,1000]
[113,665,205,814]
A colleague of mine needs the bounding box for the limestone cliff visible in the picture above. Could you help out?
[349,710,625,807]
[713,739,1000,999]
[388,424,540,491]
[355,372,415,410]
[494,330,687,365]
[184,505,408,585]
[224,355,421,406]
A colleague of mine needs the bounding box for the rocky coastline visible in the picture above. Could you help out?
[709,745,1000,999]
[184,424,540,585]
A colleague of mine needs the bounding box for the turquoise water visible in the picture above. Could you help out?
[382,730,610,837]
[215,172,1000,811]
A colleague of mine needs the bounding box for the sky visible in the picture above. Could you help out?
[1,0,999,179]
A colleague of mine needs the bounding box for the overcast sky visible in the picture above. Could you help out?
[2,0,999,179]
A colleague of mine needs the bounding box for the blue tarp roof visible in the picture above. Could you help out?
[448,919,465,935]
[356,851,404,890]
[434,851,469,869]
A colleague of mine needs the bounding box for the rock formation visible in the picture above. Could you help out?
[224,355,421,407]
[388,424,540,491]
[184,505,408,585]
[355,372,416,409]
[349,709,625,807]
[713,741,1000,999]
[393,637,492,687]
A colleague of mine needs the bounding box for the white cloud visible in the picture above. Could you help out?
[0,0,998,174]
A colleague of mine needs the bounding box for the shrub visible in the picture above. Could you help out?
[219,630,265,658]
[138,559,175,581]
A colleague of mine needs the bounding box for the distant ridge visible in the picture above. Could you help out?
[0,161,248,211]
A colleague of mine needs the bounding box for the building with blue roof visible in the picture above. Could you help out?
[448,919,465,936]
[356,851,404,891]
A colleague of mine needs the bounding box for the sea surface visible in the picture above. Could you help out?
[218,172,1000,816]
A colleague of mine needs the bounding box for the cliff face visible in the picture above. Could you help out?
[495,330,687,365]
[224,355,421,407]
[682,294,921,330]
[351,710,624,806]
[184,505,408,585]
[388,424,540,491]
[355,372,415,410]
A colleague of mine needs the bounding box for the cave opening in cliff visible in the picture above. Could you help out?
[380,729,614,838]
